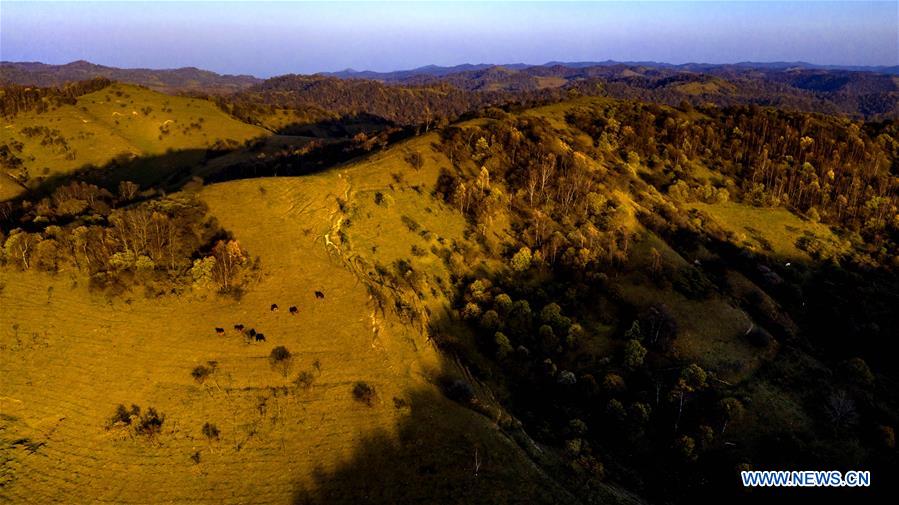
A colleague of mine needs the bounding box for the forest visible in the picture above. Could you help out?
[420,99,898,502]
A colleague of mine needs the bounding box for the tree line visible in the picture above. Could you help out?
[0,77,112,117]
[0,180,252,295]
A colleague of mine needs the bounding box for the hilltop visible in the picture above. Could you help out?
[0,82,267,199]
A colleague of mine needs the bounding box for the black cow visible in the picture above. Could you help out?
[271,304,279,312]
[248,328,257,338]
[289,306,298,315]
[314,291,325,299]
[234,324,245,332]
[255,333,266,342]
[214,327,225,335]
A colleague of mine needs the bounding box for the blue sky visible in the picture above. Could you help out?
[1,1,897,76]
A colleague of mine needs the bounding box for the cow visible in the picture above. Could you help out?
[255,333,266,342]
[289,306,298,315]
[248,328,257,338]
[314,291,325,299]
[215,327,225,335]
[234,324,245,332]
[271,304,279,312]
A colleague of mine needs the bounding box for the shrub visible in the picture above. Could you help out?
[201,422,220,440]
[294,371,315,390]
[270,346,292,363]
[134,407,165,436]
[191,365,212,383]
[401,215,420,232]
[352,381,377,406]
[108,404,141,427]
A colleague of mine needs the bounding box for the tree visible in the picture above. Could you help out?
[118,180,139,201]
[510,247,532,272]
[269,346,293,376]
[211,240,247,291]
[718,397,744,434]
[494,332,514,359]
[640,304,678,351]
[825,390,858,432]
[4,230,39,270]
[190,257,216,289]
[623,339,647,369]
[33,238,60,271]
[678,364,707,392]
[479,309,501,331]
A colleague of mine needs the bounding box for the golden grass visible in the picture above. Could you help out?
[0,143,575,502]
[689,201,848,261]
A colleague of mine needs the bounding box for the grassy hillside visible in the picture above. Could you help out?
[688,201,850,261]
[1,129,633,503]
[2,93,896,503]
[0,83,267,197]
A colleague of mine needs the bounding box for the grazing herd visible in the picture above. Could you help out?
[211,290,326,342]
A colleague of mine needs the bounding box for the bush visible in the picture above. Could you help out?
[352,381,377,406]
[191,365,212,383]
[108,403,141,427]
[134,407,165,436]
[270,346,291,363]
[294,371,315,390]
[202,422,220,440]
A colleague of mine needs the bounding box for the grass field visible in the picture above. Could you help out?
[0,132,588,503]
[689,201,849,261]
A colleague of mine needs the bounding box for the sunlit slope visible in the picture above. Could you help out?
[688,201,849,261]
[0,83,267,197]
[0,143,578,503]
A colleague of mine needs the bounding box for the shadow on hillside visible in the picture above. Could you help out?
[287,383,576,505]
[2,116,422,209]
[275,112,395,137]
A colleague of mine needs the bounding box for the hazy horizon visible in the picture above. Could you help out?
[2,1,897,78]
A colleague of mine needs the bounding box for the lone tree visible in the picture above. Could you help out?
[269,346,293,376]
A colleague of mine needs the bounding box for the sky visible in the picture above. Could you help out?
[1,1,897,77]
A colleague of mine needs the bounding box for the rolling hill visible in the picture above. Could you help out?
[0,82,268,199]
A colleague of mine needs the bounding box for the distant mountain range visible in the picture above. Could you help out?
[0,60,261,93]
[3,59,897,119]
[326,60,899,80]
